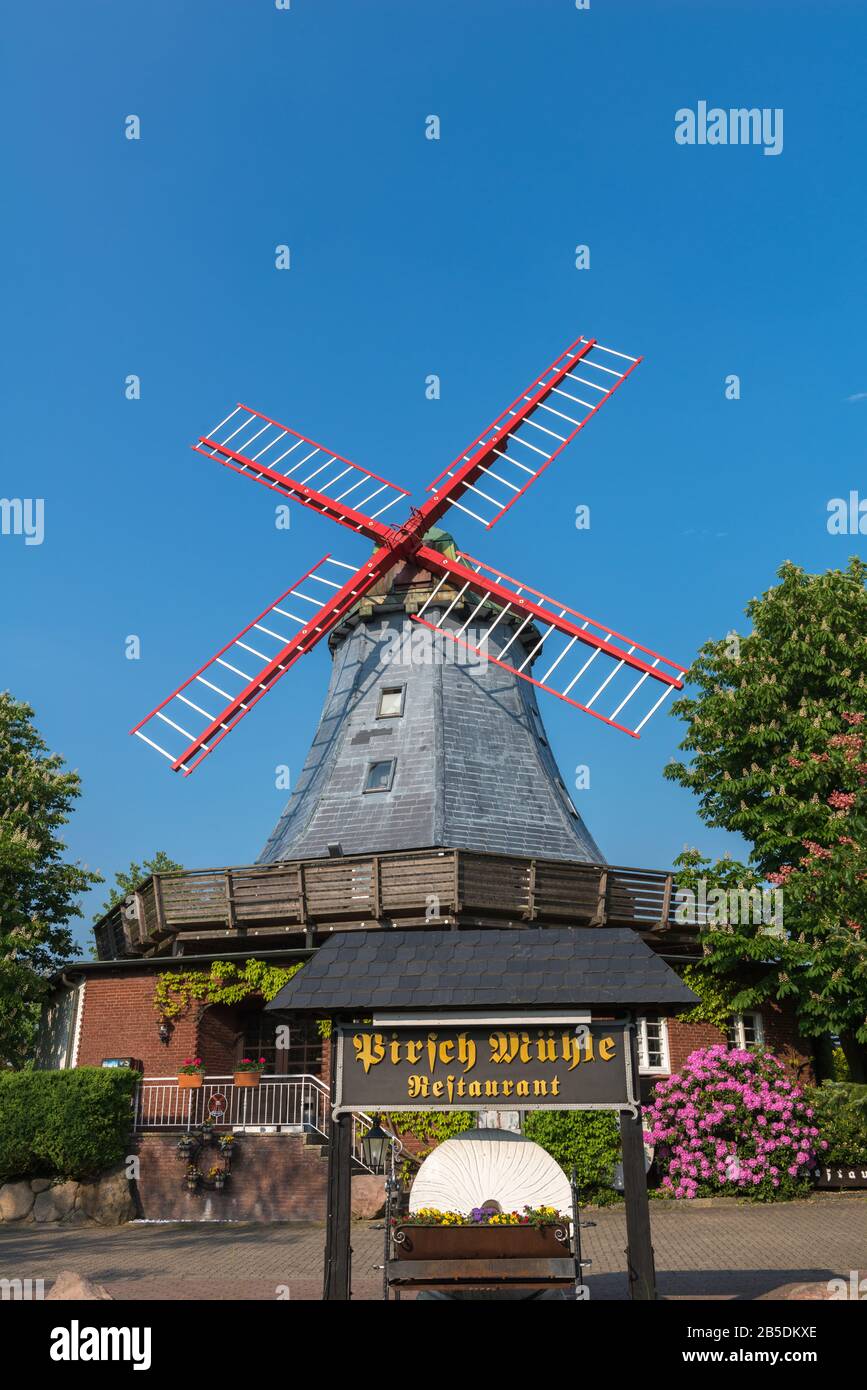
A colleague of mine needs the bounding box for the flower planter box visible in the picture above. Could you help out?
[233,1071,261,1089]
[393,1223,569,1262]
[178,1074,203,1090]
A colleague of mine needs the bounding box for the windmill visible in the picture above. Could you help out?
[131,334,686,776]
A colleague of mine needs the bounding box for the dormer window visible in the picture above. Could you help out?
[364,759,395,793]
[377,686,405,719]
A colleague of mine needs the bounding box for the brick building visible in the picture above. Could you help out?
[38,545,812,1221]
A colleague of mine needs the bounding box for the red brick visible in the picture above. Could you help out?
[135,1132,328,1222]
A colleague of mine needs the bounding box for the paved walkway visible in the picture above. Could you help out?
[1,1196,864,1301]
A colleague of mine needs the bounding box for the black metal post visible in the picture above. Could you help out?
[382,1170,399,1302]
[323,1024,352,1301]
[619,1020,656,1300]
[570,1165,583,1299]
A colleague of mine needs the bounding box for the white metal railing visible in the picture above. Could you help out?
[134,1073,329,1135]
[133,1073,401,1173]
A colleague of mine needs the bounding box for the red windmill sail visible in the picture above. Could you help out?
[132,333,685,773]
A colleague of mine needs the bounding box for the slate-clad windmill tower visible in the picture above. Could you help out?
[259,529,603,865]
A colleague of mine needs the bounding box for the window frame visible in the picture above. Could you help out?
[636,1014,670,1074]
[726,1011,765,1051]
[239,1012,324,1078]
[363,757,396,793]
[376,685,406,719]
[555,776,580,820]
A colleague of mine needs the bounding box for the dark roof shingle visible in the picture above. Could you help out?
[266,928,697,1013]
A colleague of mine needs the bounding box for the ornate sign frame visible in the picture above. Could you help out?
[333,1016,640,1119]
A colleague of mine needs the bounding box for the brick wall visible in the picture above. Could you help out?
[666,998,813,1085]
[135,1132,328,1222]
[76,973,198,1074]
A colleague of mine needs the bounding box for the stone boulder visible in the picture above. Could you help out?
[34,1181,78,1223]
[62,1208,94,1227]
[46,1270,113,1301]
[351,1174,386,1220]
[0,1181,35,1222]
[77,1165,136,1226]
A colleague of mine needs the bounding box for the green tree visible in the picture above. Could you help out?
[664,559,867,1080]
[94,850,183,921]
[0,693,101,1067]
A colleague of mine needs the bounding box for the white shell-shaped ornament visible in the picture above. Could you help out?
[409,1129,571,1214]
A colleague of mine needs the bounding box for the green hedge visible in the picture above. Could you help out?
[523,1110,621,1205]
[0,1068,139,1183]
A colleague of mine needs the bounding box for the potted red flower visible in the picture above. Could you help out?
[177,1058,205,1090]
[233,1057,267,1089]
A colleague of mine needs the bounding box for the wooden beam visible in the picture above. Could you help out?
[590,870,609,927]
[372,856,381,919]
[656,873,673,933]
[224,870,237,930]
[298,863,308,926]
[132,891,147,947]
[152,874,167,938]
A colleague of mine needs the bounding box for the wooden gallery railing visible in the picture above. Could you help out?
[94,849,681,959]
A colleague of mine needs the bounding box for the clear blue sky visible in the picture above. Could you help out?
[2,1,865,950]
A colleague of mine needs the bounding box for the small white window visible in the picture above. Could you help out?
[726,1012,764,1050]
[637,1015,669,1073]
[377,686,405,719]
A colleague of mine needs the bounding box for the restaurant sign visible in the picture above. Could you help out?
[334,1020,638,1115]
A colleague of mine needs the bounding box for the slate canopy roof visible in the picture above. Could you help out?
[266,928,699,1015]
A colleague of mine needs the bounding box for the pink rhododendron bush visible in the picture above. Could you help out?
[643,1045,825,1200]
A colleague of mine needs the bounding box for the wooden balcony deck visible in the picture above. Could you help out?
[93,848,686,960]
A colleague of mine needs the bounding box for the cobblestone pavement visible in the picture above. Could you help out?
[1,1196,864,1301]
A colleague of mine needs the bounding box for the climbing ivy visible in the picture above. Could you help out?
[679,962,741,1032]
[385,1110,475,1157]
[153,958,303,1021]
[152,958,333,1038]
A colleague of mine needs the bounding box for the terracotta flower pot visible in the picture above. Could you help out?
[233,1070,261,1088]
[178,1073,203,1090]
